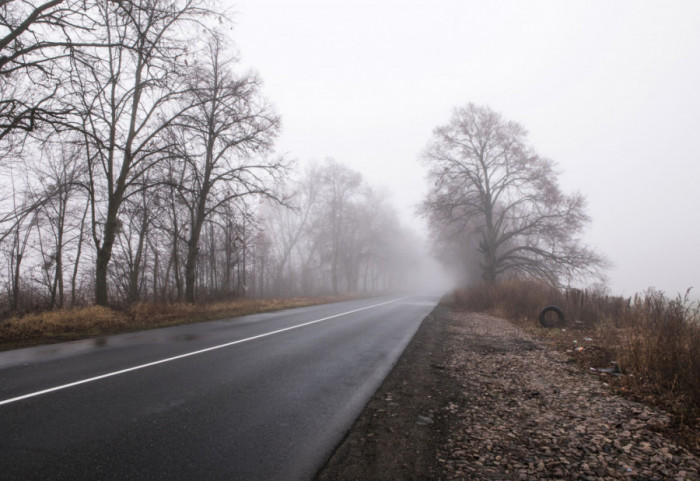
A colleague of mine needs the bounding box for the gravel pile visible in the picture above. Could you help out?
[439,312,700,481]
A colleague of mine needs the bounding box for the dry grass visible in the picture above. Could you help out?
[451,279,630,326]
[451,280,700,426]
[0,295,359,351]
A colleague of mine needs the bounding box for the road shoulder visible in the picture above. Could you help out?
[317,307,700,480]
[316,305,458,480]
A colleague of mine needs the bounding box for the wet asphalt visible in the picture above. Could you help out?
[0,294,439,480]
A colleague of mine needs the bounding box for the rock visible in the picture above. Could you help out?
[416,414,434,425]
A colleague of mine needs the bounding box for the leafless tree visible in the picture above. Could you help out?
[314,159,362,295]
[62,0,211,305]
[421,103,607,286]
[0,167,40,312]
[33,142,84,308]
[2,0,447,311]
[259,160,420,297]
[112,184,154,304]
[167,34,283,303]
[260,163,319,297]
[0,0,104,143]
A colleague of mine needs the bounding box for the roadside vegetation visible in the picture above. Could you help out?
[419,103,698,450]
[451,280,700,451]
[0,295,357,351]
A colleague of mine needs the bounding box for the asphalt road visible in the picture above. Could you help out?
[0,294,439,480]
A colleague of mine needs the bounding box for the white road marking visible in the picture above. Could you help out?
[0,297,408,407]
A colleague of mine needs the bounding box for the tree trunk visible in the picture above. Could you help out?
[55,248,64,308]
[71,201,88,307]
[95,203,120,306]
[11,253,22,312]
[184,214,205,304]
[95,248,110,306]
[151,241,159,302]
[480,236,498,284]
[127,206,149,304]
[184,240,198,304]
[54,185,67,308]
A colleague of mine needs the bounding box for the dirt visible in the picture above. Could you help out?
[316,307,700,480]
[316,305,458,480]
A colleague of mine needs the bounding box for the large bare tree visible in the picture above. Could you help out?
[421,103,606,286]
[168,34,283,303]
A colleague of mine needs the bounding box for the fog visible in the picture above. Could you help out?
[233,0,700,297]
[2,0,454,311]
[258,160,455,297]
[2,1,698,312]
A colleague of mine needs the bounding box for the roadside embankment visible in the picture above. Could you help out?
[0,295,358,351]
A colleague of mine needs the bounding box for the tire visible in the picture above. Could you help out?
[539,305,565,328]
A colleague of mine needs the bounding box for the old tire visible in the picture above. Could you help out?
[539,305,564,328]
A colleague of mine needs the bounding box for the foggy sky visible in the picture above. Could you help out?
[230,0,700,297]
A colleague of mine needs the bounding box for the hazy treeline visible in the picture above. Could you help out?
[260,160,425,298]
[0,0,425,313]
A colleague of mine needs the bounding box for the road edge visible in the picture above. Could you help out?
[315,304,458,480]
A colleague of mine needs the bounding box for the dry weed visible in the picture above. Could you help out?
[453,280,700,421]
[0,295,358,351]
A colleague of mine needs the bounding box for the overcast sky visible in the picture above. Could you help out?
[228,0,700,297]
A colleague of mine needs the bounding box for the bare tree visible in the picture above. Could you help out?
[421,103,606,286]
[34,142,84,308]
[63,0,211,305]
[0,0,104,143]
[314,159,362,295]
[112,185,153,304]
[260,159,416,297]
[1,170,39,312]
[261,163,319,297]
[168,34,283,303]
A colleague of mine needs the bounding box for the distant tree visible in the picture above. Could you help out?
[421,103,606,286]
[316,159,362,295]
[112,184,154,304]
[4,211,36,311]
[260,160,420,297]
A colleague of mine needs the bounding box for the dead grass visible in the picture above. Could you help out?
[0,295,359,351]
[451,280,700,439]
[451,279,630,326]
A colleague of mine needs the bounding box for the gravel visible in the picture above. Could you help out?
[440,311,700,481]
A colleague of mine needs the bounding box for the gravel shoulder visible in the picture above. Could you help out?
[316,307,700,480]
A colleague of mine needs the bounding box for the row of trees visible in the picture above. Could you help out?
[1,0,285,309]
[261,160,423,298]
[1,0,423,314]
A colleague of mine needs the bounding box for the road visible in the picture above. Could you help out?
[0,294,439,480]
